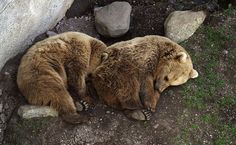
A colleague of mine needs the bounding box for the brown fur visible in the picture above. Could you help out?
[17,32,107,123]
[90,35,198,117]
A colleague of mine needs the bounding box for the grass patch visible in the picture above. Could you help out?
[181,26,227,110]
[224,6,236,16]
[174,14,236,144]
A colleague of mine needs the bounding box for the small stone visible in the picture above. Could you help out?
[17,105,58,119]
[106,111,111,114]
[0,89,2,96]
[0,114,6,123]
[223,50,228,55]
[153,123,159,129]
[164,10,206,43]
[46,31,57,37]
[94,1,132,37]
[75,101,83,112]
[0,103,3,113]
[4,72,10,76]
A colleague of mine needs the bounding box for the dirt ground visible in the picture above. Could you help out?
[0,1,235,145]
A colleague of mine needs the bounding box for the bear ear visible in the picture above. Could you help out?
[176,52,187,63]
[190,69,198,78]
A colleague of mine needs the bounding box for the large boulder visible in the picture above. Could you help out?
[164,10,206,43]
[0,0,74,70]
[94,1,132,38]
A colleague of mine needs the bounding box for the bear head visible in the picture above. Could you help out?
[154,51,198,92]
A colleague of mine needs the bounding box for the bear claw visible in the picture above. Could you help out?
[142,110,152,120]
[62,113,88,124]
[80,100,89,111]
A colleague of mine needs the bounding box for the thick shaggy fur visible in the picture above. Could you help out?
[17,32,107,123]
[90,35,198,117]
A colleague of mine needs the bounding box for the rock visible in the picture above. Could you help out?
[56,16,99,38]
[17,105,58,119]
[164,10,206,43]
[0,89,2,96]
[0,0,74,70]
[46,31,57,37]
[94,2,132,37]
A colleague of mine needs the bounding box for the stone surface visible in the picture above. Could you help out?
[94,1,132,37]
[0,0,74,70]
[164,10,206,43]
[17,105,58,119]
[56,16,99,38]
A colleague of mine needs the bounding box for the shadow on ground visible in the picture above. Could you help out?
[0,1,236,145]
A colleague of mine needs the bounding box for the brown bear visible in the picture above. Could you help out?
[88,35,198,120]
[17,32,108,124]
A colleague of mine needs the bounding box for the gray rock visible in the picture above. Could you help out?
[94,1,132,37]
[18,105,58,119]
[0,0,74,70]
[164,10,206,43]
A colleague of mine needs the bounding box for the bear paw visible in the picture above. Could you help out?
[124,109,152,121]
[62,113,88,124]
[80,100,89,111]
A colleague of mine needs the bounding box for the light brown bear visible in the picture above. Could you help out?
[88,35,198,120]
[17,32,108,124]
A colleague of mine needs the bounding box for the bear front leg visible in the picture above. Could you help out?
[139,75,160,112]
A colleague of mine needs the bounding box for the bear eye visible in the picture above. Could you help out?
[164,76,169,81]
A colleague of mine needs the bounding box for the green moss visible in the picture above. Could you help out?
[175,22,236,144]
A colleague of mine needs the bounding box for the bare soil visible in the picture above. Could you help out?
[0,1,235,145]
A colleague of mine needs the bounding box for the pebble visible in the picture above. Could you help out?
[223,50,228,55]
[153,123,159,129]
[0,104,3,113]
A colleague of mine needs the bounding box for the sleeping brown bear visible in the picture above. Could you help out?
[87,35,198,120]
[17,32,108,124]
